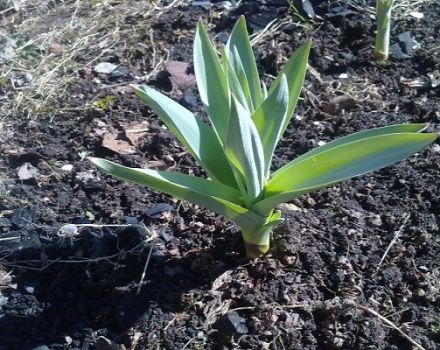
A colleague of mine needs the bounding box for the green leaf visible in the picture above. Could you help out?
[223,47,252,113]
[272,123,430,176]
[194,21,230,143]
[253,73,289,178]
[226,97,265,202]
[230,46,254,111]
[268,40,311,133]
[90,157,267,231]
[133,85,237,188]
[226,16,263,109]
[254,132,437,213]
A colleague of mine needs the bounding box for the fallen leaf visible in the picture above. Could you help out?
[165,60,196,90]
[124,122,149,145]
[143,160,168,170]
[102,133,135,155]
[322,95,357,115]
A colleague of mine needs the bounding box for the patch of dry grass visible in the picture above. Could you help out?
[0,0,182,118]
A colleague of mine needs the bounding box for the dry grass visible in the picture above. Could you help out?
[0,0,181,118]
[333,0,435,19]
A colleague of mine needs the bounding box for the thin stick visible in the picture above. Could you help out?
[348,301,426,350]
[377,213,410,269]
[136,238,155,295]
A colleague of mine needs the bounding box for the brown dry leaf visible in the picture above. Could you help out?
[143,160,168,170]
[322,95,358,115]
[102,132,135,155]
[165,60,196,90]
[124,122,149,145]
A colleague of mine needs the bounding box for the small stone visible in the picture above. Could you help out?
[17,163,38,180]
[60,224,78,236]
[305,197,316,208]
[110,66,131,79]
[278,203,302,212]
[397,32,420,56]
[428,71,440,88]
[368,215,382,227]
[338,73,348,79]
[214,311,248,339]
[145,203,174,219]
[301,0,315,18]
[95,336,123,350]
[0,217,11,228]
[409,11,424,19]
[61,164,74,172]
[25,286,35,294]
[390,43,410,60]
[11,207,34,229]
[93,62,117,74]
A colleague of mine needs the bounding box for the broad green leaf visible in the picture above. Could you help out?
[90,157,267,231]
[272,123,429,176]
[194,21,230,143]
[223,47,251,113]
[226,97,265,202]
[226,16,263,109]
[253,74,289,178]
[133,85,237,188]
[230,46,254,111]
[261,81,268,99]
[268,40,311,133]
[254,132,437,213]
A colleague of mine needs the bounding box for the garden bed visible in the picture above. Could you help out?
[1,0,439,349]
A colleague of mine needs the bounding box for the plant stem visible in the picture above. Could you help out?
[241,224,273,259]
[374,0,394,61]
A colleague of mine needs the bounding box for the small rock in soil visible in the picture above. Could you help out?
[17,163,39,181]
[94,62,117,74]
[180,91,198,109]
[61,164,74,172]
[213,311,248,342]
[0,217,11,228]
[109,66,131,80]
[144,203,174,219]
[390,43,410,60]
[301,0,315,18]
[397,31,420,56]
[95,336,124,350]
[367,214,382,227]
[428,71,440,88]
[11,206,35,229]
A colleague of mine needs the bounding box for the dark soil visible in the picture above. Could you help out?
[1,1,440,349]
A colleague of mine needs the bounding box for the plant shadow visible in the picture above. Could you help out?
[0,225,245,349]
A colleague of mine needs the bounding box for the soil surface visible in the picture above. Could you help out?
[1,1,440,349]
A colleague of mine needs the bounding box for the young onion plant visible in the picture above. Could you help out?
[90,17,437,258]
[374,0,394,61]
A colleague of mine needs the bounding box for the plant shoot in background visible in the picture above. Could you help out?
[90,16,437,258]
[374,0,394,61]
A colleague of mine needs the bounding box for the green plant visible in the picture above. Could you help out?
[90,17,437,258]
[374,0,394,61]
[93,95,116,110]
